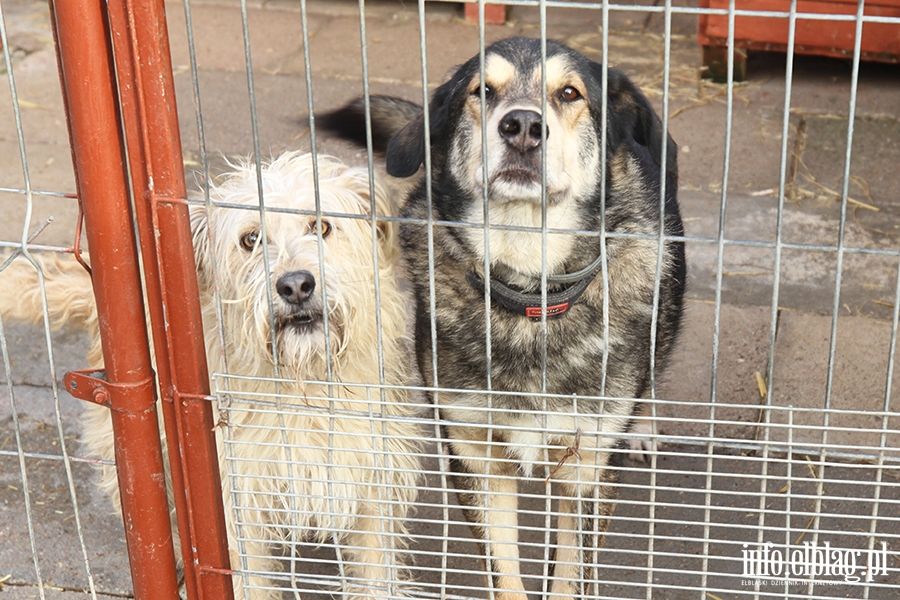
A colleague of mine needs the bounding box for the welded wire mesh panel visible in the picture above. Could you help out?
[171,3,900,598]
[4,1,900,600]
[170,1,900,599]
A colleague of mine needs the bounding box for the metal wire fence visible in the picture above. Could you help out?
[1,1,898,600]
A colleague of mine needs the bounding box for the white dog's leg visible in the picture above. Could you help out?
[222,470,285,600]
[340,509,409,600]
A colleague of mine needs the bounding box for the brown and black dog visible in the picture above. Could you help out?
[324,37,685,600]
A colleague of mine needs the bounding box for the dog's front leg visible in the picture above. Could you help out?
[448,440,529,600]
[548,465,617,600]
[341,508,410,600]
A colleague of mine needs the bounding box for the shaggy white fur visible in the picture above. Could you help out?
[0,152,421,600]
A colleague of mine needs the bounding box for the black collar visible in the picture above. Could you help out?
[465,260,602,321]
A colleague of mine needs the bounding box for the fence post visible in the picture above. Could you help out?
[103,1,235,599]
[49,0,181,598]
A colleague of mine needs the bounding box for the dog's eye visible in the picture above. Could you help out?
[311,220,332,238]
[240,230,260,251]
[472,83,493,100]
[560,86,581,102]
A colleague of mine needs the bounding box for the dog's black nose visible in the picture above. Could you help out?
[276,270,316,305]
[498,110,546,152]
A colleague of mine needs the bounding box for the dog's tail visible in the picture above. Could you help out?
[0,252,97,333]
[319,95,422,154]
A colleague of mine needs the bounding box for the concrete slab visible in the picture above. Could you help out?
[769,311,900,456]
[656,301,773,442]
[302,14,522,85]
[512,0,699,37]
[0,45,70,145]
[173,67,311,159]
[1,321,130,598]
[608,446,900,599]
[0,38,79,250]
[172,67,431,162]
[0,402,131,598]
[0,164,80,251]
[792,115,900,212]
[0,320,90,413]
[681,189,900,319]
[165,2,331,75]
[0,588,122,600]
[670,101,802,197]
[2,322,64,385]
[747,51,900,120]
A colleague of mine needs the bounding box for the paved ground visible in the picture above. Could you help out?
[1,0,899,599]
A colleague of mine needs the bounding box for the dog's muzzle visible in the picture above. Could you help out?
[277,270,315,305]
[275,270,322,329]
[499,109,546,153]
[490,109,548,191]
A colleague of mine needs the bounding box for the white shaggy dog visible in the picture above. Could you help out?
[0,152,421,600]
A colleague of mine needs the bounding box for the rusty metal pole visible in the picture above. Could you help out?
[104,0,235,598]
[50,1,181,599]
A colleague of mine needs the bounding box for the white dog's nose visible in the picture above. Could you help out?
[276,270,316,305]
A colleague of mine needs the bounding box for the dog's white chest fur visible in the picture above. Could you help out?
[461,198,578,284]
[444,400,629,478]
[505,413,629,477]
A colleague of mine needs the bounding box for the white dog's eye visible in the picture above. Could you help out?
[559,86,582,102]
[240,230,260,251]
[310,220,332,238]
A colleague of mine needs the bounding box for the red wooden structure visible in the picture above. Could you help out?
[699,0,900,80]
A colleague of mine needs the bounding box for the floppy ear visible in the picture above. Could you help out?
[604,68,678,175]
[385,111,427,178]
[384,68,462,178]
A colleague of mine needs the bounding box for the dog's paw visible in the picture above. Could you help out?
[628,420,656,463]
[347,587,412,600]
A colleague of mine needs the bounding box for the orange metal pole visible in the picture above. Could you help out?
[49,1,180,599]
[104,1,234,598]
[98,0,199,595]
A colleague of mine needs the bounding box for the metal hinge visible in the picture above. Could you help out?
[64,369,157,413]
